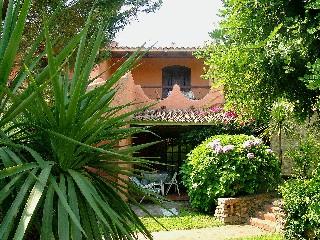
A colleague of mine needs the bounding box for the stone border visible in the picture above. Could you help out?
[214,193,282,225]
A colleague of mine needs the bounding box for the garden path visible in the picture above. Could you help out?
[138,225,268,240]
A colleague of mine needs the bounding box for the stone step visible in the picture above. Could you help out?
[264,204,281,213]
[264,212,277,222]
[257,211,277,222]
[250,217,277,232]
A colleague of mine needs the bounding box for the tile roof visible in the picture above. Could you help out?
[133,108,238,124]
[110,46,199,52]
[110,45,201,58]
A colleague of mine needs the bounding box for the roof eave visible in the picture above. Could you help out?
[111,50,195,58]
[110,46,200,58]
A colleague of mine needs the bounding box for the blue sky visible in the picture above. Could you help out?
[115,0,223,47]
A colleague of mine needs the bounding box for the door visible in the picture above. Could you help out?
[162,66,191,98]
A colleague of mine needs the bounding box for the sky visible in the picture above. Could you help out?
[114,0,223,47]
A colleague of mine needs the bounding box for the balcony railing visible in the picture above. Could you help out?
[141,85,210,100]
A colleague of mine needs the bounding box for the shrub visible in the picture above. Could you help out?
[280,178,320,239]
[181,134,281,212]
[280,130,320,239]
[285,131,320,179]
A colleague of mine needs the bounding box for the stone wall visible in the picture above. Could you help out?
[270,133,294,176]
[214,193,280,225]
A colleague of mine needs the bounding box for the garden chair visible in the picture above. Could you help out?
[164,172,180,196]
[129,176,161,203]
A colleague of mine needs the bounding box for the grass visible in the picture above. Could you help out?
[140,208,223,232]
[230,234,284,240]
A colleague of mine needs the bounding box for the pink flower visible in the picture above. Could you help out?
[223,145,235,153]
[210,106,223,113]
[224,111,238,119]
[214,145,224,154]
[243,140,253,149]
[207,139,221,149]
[243,139,262,148]
[247,153,255,159]
[266,149,273,154]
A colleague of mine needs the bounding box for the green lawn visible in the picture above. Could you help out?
[230,234,283,240]
[140,209,223,232]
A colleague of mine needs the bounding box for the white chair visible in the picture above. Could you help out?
[164,172,180,196]
[143,173,168,196]
[182,90,195,99]
[129,176,161,203]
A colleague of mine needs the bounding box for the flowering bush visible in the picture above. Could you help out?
[181,134,281,212]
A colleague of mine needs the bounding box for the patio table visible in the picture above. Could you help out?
[143,173,169,195]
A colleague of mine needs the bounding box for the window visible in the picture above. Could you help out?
[162,65,191,98]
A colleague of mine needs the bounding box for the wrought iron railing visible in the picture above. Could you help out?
[141,85,210,100]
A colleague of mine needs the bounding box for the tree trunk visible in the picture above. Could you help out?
[278,123,283,167]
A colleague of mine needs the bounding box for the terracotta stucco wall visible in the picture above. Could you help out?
[102,57,209,99]
[89,70,224,109]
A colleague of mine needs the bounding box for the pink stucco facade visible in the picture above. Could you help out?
[89,47,224,110]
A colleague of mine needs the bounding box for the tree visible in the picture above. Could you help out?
[20,0,161,52]
[197,0,320,122]
[268,98,294,165]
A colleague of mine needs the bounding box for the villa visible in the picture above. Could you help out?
[89,45,224,189]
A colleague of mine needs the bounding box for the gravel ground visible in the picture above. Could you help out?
[138,225,267,240]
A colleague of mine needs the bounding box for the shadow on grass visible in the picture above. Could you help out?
[140,208,223,232]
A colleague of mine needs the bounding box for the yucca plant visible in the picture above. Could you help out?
[0,1,155,239]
